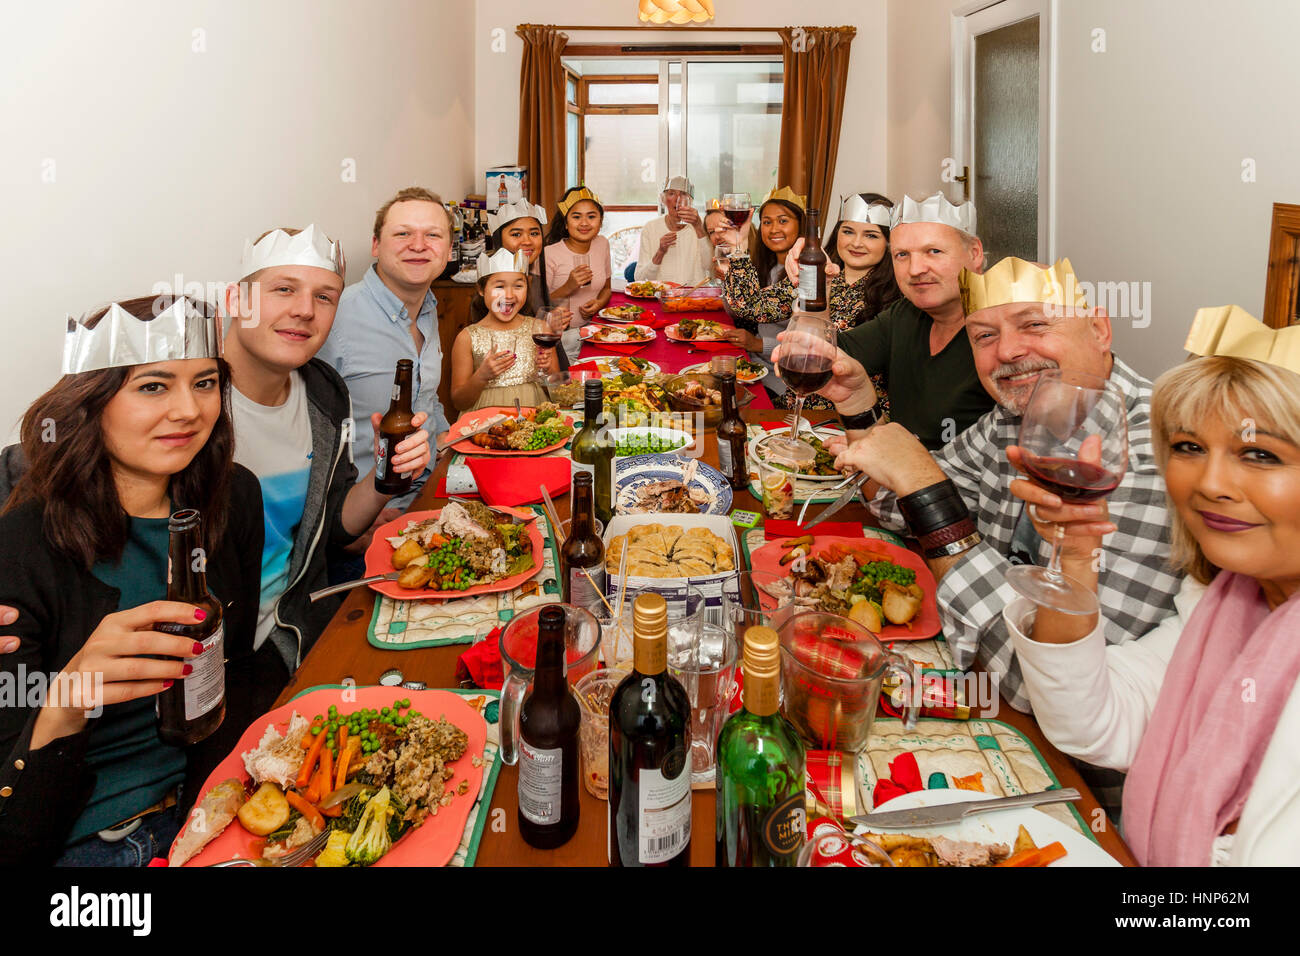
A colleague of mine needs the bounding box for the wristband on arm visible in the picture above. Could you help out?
[837,395,886,431]
[897,479,982,560]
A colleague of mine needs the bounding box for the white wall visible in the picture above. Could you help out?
[885,0,1300,379]
[472,0,888,220]
[0,0,476,441]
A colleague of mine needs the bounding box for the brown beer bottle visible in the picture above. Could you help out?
[561,472,606,605]
[156,509,226,747]
[517,604,581,848]
[375,359,416,495]
[796,208,827,312]
[715,370,748,491]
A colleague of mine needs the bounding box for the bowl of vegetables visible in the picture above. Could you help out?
[609,426,694,457]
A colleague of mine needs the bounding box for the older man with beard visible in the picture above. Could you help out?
[826,259,1182,725]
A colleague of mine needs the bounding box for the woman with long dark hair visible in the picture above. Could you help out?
[544,186,613,361]
[0,295,262,865]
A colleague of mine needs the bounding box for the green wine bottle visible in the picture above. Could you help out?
[715,625,806,867]
[570,379,615,525]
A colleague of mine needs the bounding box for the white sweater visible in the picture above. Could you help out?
[634,216,713,284]
[1006,578,1300,866]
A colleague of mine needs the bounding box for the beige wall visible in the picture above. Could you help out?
[472,0,888,219]
[885,0,1300,379]
[0,0,475,441]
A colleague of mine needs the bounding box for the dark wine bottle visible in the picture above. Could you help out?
[570,379,615,525]
[715,370,748,491]
[517,605,582,848]
[796,208,827,312]
[562,472,606,605]
[156,509,226,747]
[715,625,806,866]
[608,593,692,867]
[374,359,416,496]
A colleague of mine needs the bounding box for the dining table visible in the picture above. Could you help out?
[579,288,775,410]
[274,407,1138,867]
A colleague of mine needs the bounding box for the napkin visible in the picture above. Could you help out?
[764,518,863,540]
[870,752,923,808]
[455,627,504,689]
[593,341,650,355]
[466,456,571,507]
[433,477,479,498]
[569,361,601,373]
[682,340,738,353]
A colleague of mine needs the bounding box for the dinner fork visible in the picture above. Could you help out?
[208,827,331,867]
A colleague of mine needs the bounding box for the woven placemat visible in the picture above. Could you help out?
[289,685,503,867]
[367,506,562,649]
[860,717,1096,840]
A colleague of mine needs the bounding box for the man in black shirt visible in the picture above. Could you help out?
[777,192,992,449]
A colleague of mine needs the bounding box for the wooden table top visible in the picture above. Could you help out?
[276,409,1137,867]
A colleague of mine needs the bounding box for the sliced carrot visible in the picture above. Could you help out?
[296,729,326,789]
[318,747,334,802]
[336,738,361,790]
[426,533,447,547]
[995,841,1067,867]
[319,803,343,818]
[301,784,320,804]
[336,725,348,757]
[285,790,325,831]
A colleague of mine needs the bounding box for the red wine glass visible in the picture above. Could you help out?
[1007,368,1129,615]
[770,310,836,461]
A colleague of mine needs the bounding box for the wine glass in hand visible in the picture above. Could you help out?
[720,194,751,254]
[1007,368,1128,615]
[532,308,566,352]
[771,311,837,460]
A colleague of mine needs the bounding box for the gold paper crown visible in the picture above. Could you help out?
[760,186,806,212]
[557,187,601,217]
[1184,304,1300,376]
[960,257,1089,314]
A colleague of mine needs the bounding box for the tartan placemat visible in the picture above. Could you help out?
[860,717,1096,840]
[289,685,503,867]
[367,505,562,649]
[739,526,959,675]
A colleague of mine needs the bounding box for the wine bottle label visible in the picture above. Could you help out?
[798,264,817,301]
[375,437,390,480]
[638,755,691,864]
[184,624,225,721]
[518,740,563,826]
[761,792,807,861]
[568,565,605,607]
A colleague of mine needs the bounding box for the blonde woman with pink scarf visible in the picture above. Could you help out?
[1001,334,1300,866]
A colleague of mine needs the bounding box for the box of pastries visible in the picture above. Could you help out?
[602,514,741,622]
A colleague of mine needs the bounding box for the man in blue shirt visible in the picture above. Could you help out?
[319,187,453,523]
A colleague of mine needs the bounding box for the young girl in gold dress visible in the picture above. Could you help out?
[450,249,558,414]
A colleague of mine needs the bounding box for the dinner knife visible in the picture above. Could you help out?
[849,789,1082,830]
[434,415,507,454]
[797,472,869,529]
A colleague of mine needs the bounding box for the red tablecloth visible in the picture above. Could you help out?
[579,291,774,409]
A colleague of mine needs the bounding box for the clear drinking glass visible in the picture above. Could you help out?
[573,253,591,287]
[772,311,836,460]
[722,569,798,640]
[575,667,629,800]
[721,193,751,248]
[1006,369,1129,615]
[666,621,738,785]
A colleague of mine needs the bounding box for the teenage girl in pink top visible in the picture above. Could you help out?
[543,186,612,361]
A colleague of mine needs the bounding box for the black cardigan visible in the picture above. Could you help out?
[0,465,263,865]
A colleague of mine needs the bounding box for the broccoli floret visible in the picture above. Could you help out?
[344,787,393,866]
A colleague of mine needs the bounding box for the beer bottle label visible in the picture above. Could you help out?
[717,441,733,476]
[391,383,400,402]
[638,755,691,864]
[185,624,225,721]
[376,437,390,480]
[798,263,818,302]
[518,740,563,825]
[761,792,807,861]
[568,565,605,607]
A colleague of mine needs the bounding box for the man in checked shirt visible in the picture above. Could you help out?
[803,258,1182,820]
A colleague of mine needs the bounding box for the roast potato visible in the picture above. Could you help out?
[391,539,426,570]
[236,782,291,836]
[398,562,434,590]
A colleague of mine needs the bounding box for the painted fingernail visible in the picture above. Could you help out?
[182,664,193,676]
[192,642,205,655]
[163,680,174,689]
[194,608,206,621]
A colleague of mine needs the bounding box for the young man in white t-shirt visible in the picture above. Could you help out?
[222,226,432,695]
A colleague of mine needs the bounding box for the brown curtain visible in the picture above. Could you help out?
[778,26,856,222]
[516,24,568,215]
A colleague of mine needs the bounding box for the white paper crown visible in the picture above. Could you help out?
[476,248,531,278]
[240,224,344,279]
[63,298,219,375]
[891,192,977,235]
[487,200,549,234]
[663,175,694,196]
[839,195,893,228]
